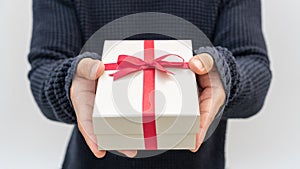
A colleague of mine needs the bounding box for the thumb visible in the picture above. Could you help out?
[189,53,214,75]
[76,58,105,80]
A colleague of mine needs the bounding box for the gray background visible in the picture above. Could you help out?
[0,0,299,168]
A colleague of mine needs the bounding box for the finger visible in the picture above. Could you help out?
[76,58,105,80]
[190,108,212,152]
[78,121,106,158]
[190,88,212,152]
[72,87,103,157]
[190,127,201,152]
[189,53,214,75]
[199,95,223,140]
[191,87,224,152]
[75,99,103,157]
[193,118,209,152]
[117,150,138,158]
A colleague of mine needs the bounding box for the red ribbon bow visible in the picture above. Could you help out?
[105,54,189,80]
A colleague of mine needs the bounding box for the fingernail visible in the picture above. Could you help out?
[194,58,206,72]
[95,150,106,158]
[126,152,137,158]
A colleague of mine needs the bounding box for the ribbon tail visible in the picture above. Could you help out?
[153,62,175,75]
[159,69,174,75]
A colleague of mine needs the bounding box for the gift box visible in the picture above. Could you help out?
[93,40,200,150]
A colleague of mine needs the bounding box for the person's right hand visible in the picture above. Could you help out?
[70,58,138,158]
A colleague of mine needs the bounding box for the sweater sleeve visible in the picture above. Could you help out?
[28,0,96,123]
[195,0,272,119]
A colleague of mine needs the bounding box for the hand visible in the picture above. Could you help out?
[188,53,226,152]
[70,58,137,158]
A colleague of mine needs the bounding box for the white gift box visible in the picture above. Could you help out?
[93,40,200,150]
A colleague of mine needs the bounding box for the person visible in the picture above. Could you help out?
[28,0,272,168]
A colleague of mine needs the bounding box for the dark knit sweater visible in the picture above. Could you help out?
[28,0,272,168]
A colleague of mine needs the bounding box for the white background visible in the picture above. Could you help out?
[0,0,299,168]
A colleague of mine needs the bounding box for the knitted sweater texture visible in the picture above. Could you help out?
[28,0,272,168]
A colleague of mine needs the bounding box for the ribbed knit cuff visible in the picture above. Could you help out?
[44,58,77,123]
[214,47,240,102]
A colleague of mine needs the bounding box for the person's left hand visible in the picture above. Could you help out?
[188,53,226,152]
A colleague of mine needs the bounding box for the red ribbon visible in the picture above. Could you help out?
[104,40,189,150]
